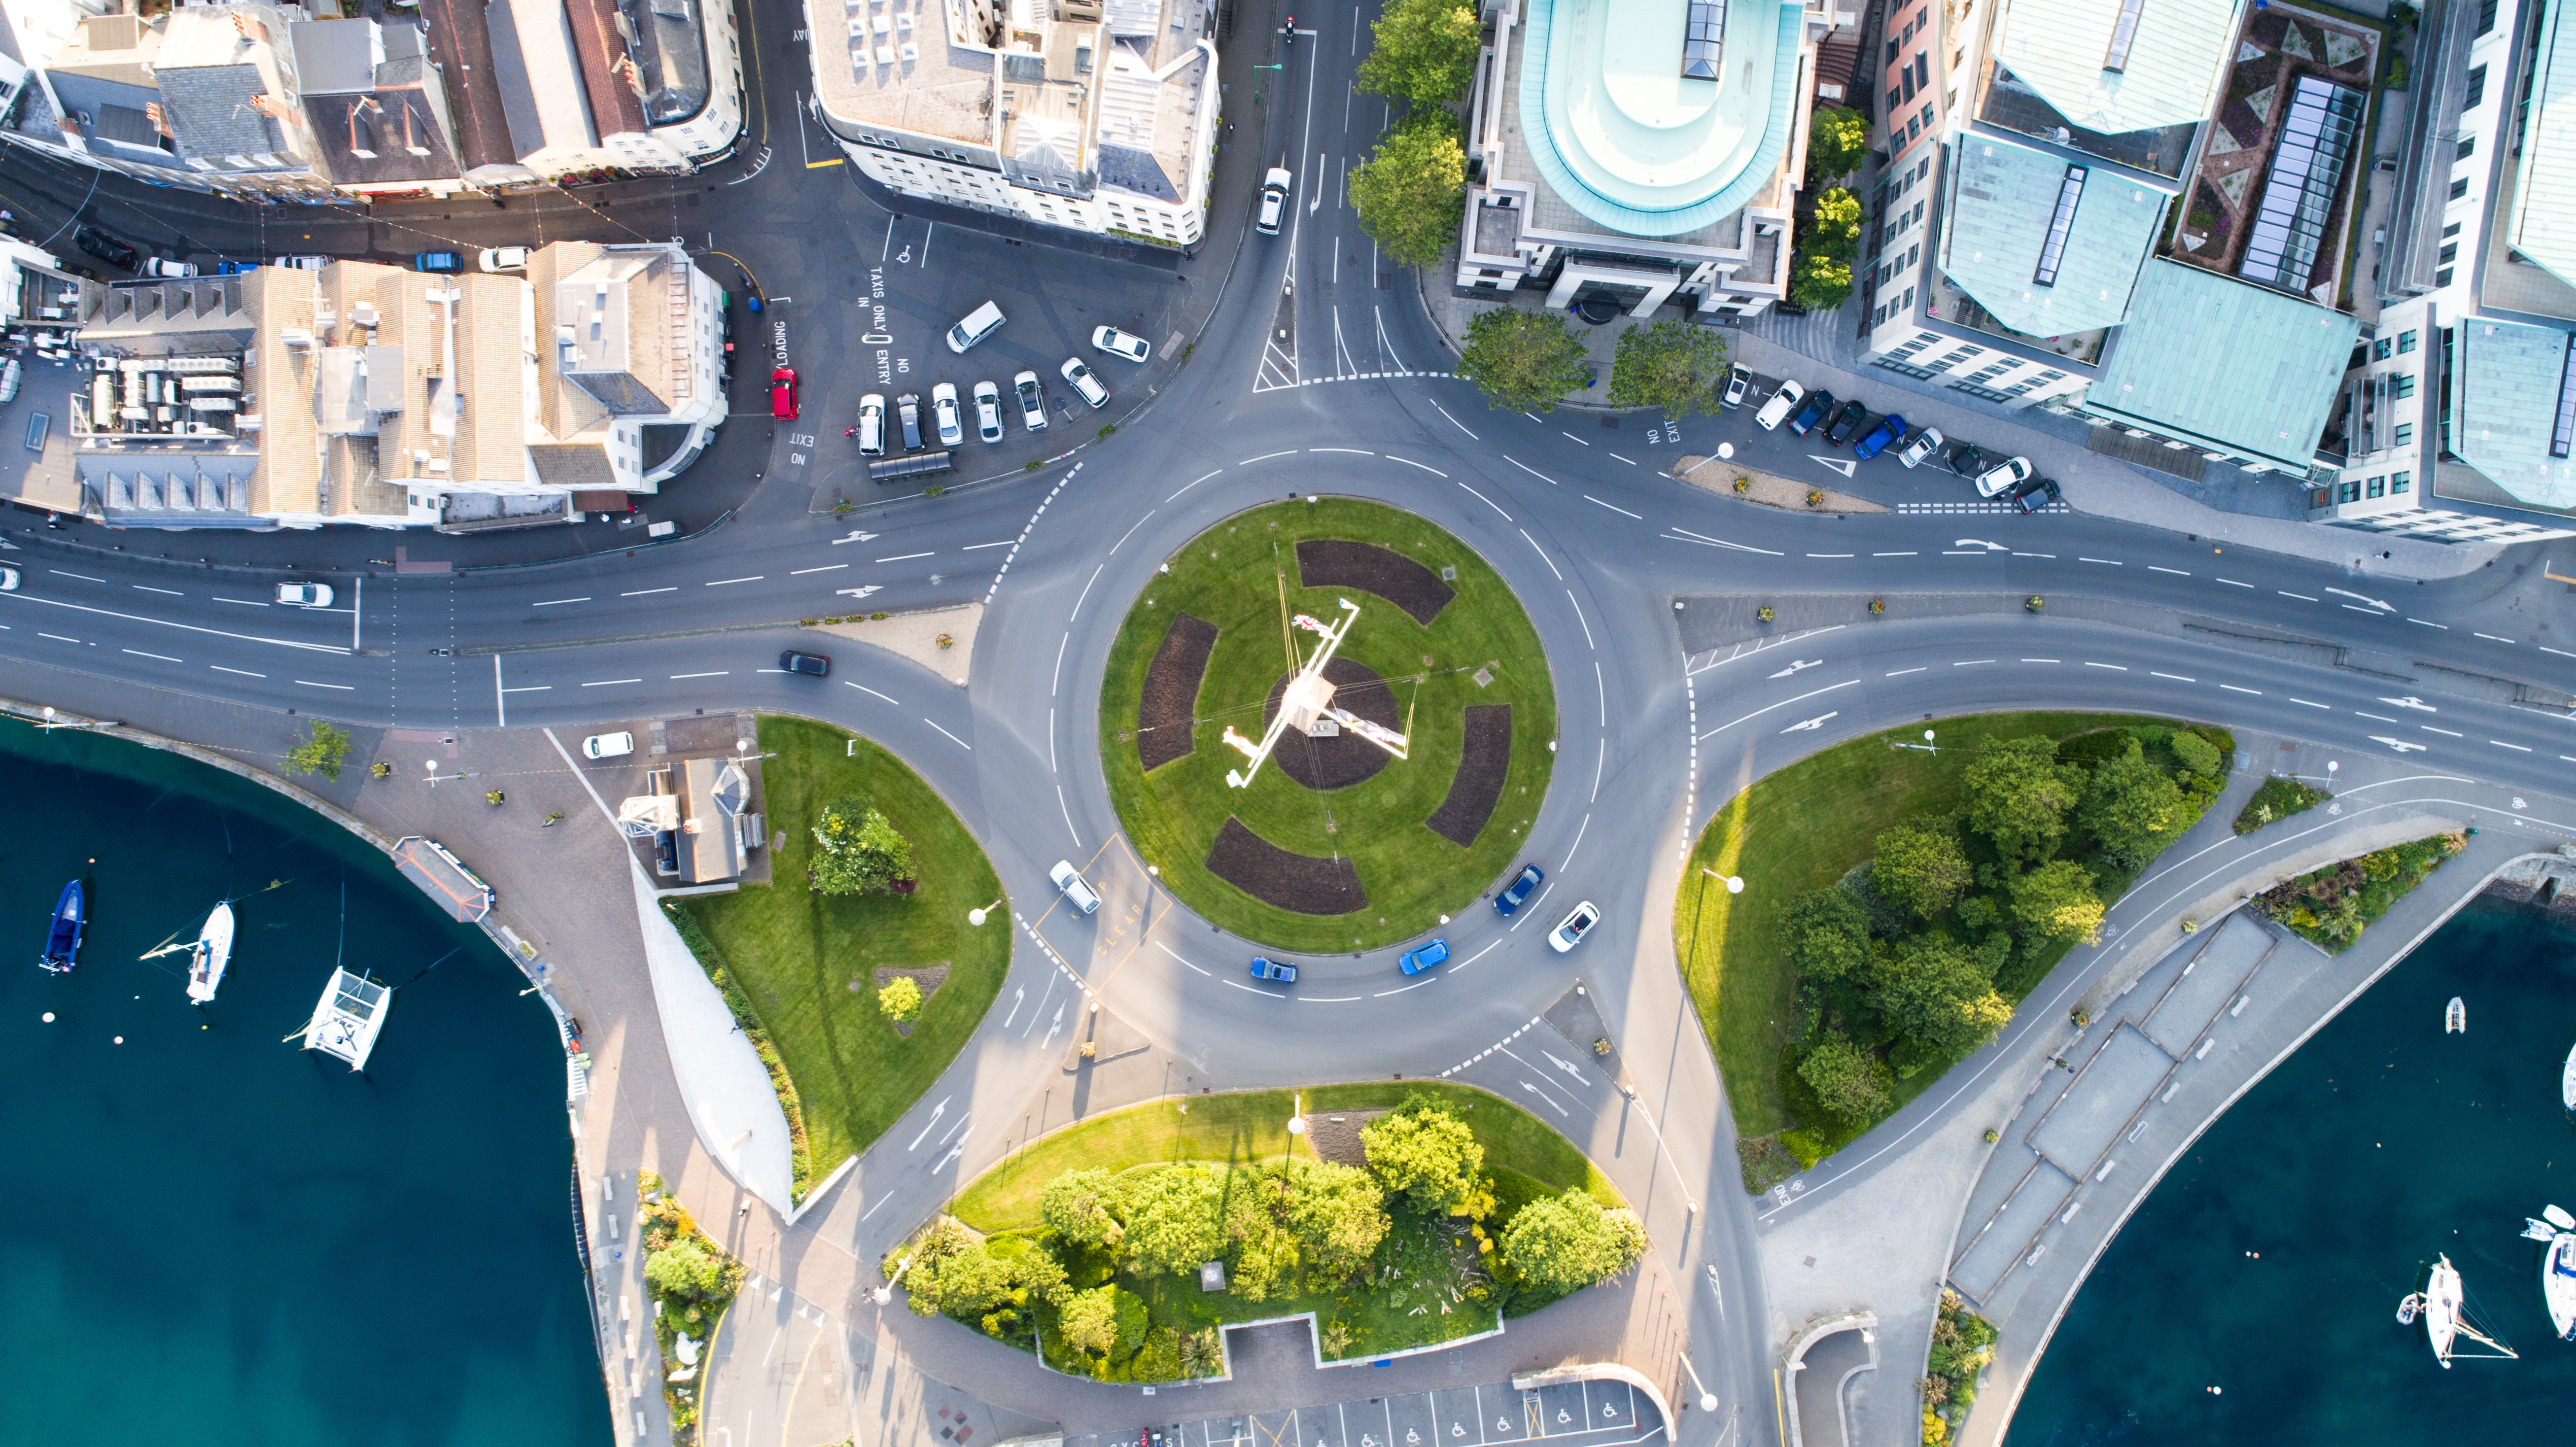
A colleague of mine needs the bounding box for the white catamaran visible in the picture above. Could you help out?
[300,968,391,1072]
[185,902,234,1005]
[2404,1255,2519,1367]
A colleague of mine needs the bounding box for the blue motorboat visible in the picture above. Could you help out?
[37,879,83,973]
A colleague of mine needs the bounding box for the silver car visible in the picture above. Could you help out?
[1060,357,1109,409]
[1049,860,1101,914]
[931,382,964,447]
[1014,370,1048,431]
[973,380,1004,443]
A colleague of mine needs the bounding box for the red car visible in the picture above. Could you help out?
[770,366,799,420]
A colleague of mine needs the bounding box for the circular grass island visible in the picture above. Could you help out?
[1099,499,1556,952]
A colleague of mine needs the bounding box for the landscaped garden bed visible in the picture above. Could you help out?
[2252,831,2464,953]
[2233,775,2331,834]
[1918,1288,1997,1446]
[637,1171,749,1445]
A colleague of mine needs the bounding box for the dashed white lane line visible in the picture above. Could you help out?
[1808,552,1854,558]
[122,648,180,662]
[1387,454,1447,476]
[875,552,933,563]
[534,596,590,606]
[1667,526,1782,555]
[2422,725,2464,737]
[2493,740,2535,752]
[212,597,270,607]
[961,541,1013,552]
[2475,632,2516,643]
[1504,455,1558,485]
[2152,672,2194,682]
[2342,604,2383,616]
[2012,551,2055,558]
[38,632,79,643]
[704,575,763,586]
[1697,678,1862,741]
[2410,619,2449,629]
[1585,494,1642,519]
[2221,684,2262,694]
[2288,698,2330,708]
[1874,551,1917,557]
[1886,666,1926,676]
[2079,557,2122,566]
[1560,431,1589,446]
[582,678,641,688]
[209,665,265,680]
[2217,578,2253,588]
[1427,398,1477,438]
[2148,566,2191,576]
[2085,662,2127,670]
[2022,657,2060,663]
[133,585,182,597]
[1566,592,1595,650]
[2356,712,2399,723]
[49,569,104,583]
[1312,448,1375,456]
[1167,468,1223,501]
[2279,591,2319,602]
[846,683,900,706]
[1375,978,1435,997]
[1458,482,1512,520]
[669,671,728,680]
[1238,450,1297,465]
[1107,511,1156,555]
[1521,529,1565,581]
[924,720,973,750]
[621,587,676,597]
[1955,659,1995,666]
[2541,646,2576,659]
[791,563,851,574]
[296,679,356,690]
[1608,452,1637,466]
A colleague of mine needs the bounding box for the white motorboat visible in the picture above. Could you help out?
[2446,997,2467,1034]
[2546,1234,2576,1341]
[2422,1254,2517,1366]
[2562,1040,2576,1110]
[185,901,234,1005]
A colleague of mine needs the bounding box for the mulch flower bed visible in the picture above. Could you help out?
[1204,816,1369,914]
[1261,658,1405,790]
[1137,612,1219,772]
[1295,539,1455,624]
[1424,704,1513,848]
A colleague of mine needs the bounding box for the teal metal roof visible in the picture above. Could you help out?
[2508,0,2576,290]
[2453,318,2576,510]
[1940,132,2166,336]
[2084,259,2359,470]
[1990,0,2240,136]
[1516,0,1804,237]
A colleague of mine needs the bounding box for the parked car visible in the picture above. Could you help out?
[1093,326,1151,363]
[582,731,636,759]
[1249,957,1298,983]
[1548,901,1600,954]
[973,379,1004,443]
[413,251,463,273]
[73,226,139,272]
[931,381,964,447]
[779,649,832,677]
[275,255,328,271]
[1975,454,2035,498]
[1049,860,1101,915]
[946,300,1006,353]
[1397,938,1451,975]
[214,260,258,276]
[1722,364,1752,409]
[1897,425,1945,469]
[1854,412,1909,460]
[856,393,887,456]
[770,366,799,420]
[1061,356,1109,409]
[1013,370,1048,430]
[142,256,199,278]
[1945,441,1990,479]
[477,246,530,272]
[1754,378,1805,431]
[2008,474,2063,513]
[275,583,334,607]
[1496,863,1544,916]
[1257,168,1292,236]
[896,391,924,450]
[1825,400,1870,446]
[1787,388,1836,437]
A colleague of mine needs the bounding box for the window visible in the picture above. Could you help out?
[2368,477,2386,498]
[1887,38,1900,63]
[2437,268,2456,285]
[1907,116,1921,142]
[1915,54,1930,91]
[2451,176,2471,200]
[2399,331,2418,353]
[2459,136,2477,160]
[1682,0,1725,79]
[1903,66,1918,102]
[2479,0,2498,34]
[2104,0,2146,71]
[2392,472,2412,493]
[1889,87,1904,111]
[2034,164,2087,285]
[2554,336,2576,458]
[2396,373,2416,398]
[2440,242,2459,264]
[2467,66,2488,110]
[2395,422,2414,444]
[2337,481,2362,503]
[2374,337,2393,360]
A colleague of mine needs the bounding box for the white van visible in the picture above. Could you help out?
[946,301,1006,353]
[582,731,635,759]
[1753,379,1805,431]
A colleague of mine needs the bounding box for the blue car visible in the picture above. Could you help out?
[1397,938,1451,975]
[1496,863,1544,916]
[1249,957,1298,984]
[414,251,463,273]
[1854,413,1909,460]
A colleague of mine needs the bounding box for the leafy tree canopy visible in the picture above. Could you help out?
[1040,1168,1125,1247]
[1798,1031,1895,1123]
[1789,252,1854,312]
[1868,933,2015,1058]
[1807,105,1870,181]
[1117,1167,1226,1277]
[1361,1093,1486,1214]
[1872,818,1974,919]
[1356,0,1482,106]
[2078,740,2188,869]
[1497,1188,1647,1293]
[1807,188,1863,256]
[1605,317,1729,418]
[283,720,350,781]
[1458,308,1592,414]
[2009,859,2105,947]
[1781,886,1876,984]
[1056,1284,1119,1356]
[1963,736,2089,863]
[1352,113,1466,271]
[1280,1160,1391,1280]
[812,796,914,895]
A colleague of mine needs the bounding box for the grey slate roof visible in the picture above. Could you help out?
[1096,143,1177,202]
[2452,317,2576,510]
[1941,131,2164,337]
[156,64,288,163]
[2085,258,2359,471]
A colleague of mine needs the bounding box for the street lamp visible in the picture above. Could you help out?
[1287,1091,1305,1140]
[968,897,1003,927]
[1700,867,1742,895]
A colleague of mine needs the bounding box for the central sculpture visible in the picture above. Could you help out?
[1220,598,1412,789]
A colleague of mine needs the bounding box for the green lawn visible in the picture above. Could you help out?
[678,716,1008,1179]
[1098,499,1557,952]
[1674,713,2198,1141]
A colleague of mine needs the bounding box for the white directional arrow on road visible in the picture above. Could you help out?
[2367,735,2430,753]
[836,585,883,600]
[1540,1048,1591,1086]
[2327,586,2394,612]
[2377,695,2438,712]
[1042,1001,1067,1052]
[1766,658,1823,679]
[905,1097,949,1150]
[1780,711,1839,733]
[1954,538,2008,551]
[1808,455,1857,478]
[831,531,880,545]
[934,1132,971,1172]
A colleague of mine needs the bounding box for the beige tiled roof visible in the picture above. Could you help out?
[452,272,530,488]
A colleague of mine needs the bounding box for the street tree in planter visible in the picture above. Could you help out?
[1457,308,1592,413]
[1605,317,1729,417]
[1352,112,1467,271]
[1356,0,1483,106]
[1807,105,1871,184]
[1789,251,1855,311]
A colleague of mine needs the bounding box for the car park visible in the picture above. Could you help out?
[1722,364,1752,409]
[1825,400,1870,446]
[856,393,887,456]
[1496,863,1544,916]
[582,731,636,759]
[1548,901,1600,953]
[142,256,199,278]
[947,300,1006,353]
[0,565,19,591]
[1249,957,1298,983]
[1061,356,1109,408]
[1946,441,1990,479]
[1975,455,2035,498]
[414,251,463,273]
[1257,168,1292,235]
[2009,474,2063,513]
[1754,378,1805,431]
[931,382,964,447]
[779,650,832,677]
[1093,326,1151,363]
[1013,370,1048,430]
[276,583,334,607]
[1397,938,1451,975]
[74,226,139,272]
[973,380,1004,443]
[1897,425,1945,469]
[1049,860,1101,915]
[1788,388,1836,436]
[770,366,799,419]
[896,392,924,449]
[1854,412,1909,460]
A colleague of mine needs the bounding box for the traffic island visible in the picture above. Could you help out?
[1099,499,1557,952]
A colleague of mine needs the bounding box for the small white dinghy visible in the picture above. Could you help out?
[2546,1234,2576,1342]
[2446,997,2467,1034]
[185,901,235,1005]
[2561,1040,2576,1111]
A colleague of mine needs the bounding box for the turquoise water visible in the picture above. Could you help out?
[2012,895,2576,1444]
[0,721,610,1445]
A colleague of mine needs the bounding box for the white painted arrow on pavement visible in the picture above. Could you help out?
[905,1097,949,1150]
[1808,455,1857,478]
[2377,695,2438,712]
[2367,736,2430,753]
[1540,1048,1591,1086]
[1780,711,1839,734]
[2327,586,2394,612]
[1766,658,1822,679]
[1000,985,1026,1030]
[831,531,880,545]
[934,1132,971,1172]
[1042,1001,1067,1052]
[836,585,883,600]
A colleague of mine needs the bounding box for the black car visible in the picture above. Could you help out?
[779,650,832,677]
[1825,400,1870,446]
[74,225,140,273]
[1946,441,1990,479]
[896,392,924,451]
[1788,388,1836,436]
[2008,475,2063,514]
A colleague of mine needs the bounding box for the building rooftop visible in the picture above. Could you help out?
[2086,258,2359,471]
[817,0,998,147]
[1941,131,2164,337]
[617,0,713,126]
[2508,0,2576,292]
[2449,317,2576,511]
[412,0,518,172]
[1988,0,2238,138]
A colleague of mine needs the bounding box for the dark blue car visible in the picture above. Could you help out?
[1854,413,1909,460]
[1496,863,1544,916]
[1249,957,1298,984]
[1398,938,1451,975]
[414,251,463,273]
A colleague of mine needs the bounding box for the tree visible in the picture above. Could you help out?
[1605,317,1729,418]
[1356,0,1482,106]
[1353,113,1465,271]
[1798,1031,1895,1122]
[282,720,350,780]
[1780,887,1875,984]
[1963,736,2089,863]
[1056,1284,1119,1356]
[878,975,924,1025]
[1280,1160,1391,1280]
[1040,1168,1125,1247]
[1457,308,1592,414]
[811,795,914,895]
[1117,1168,1225,1276]
[2009,860,2105,946]
[645,1238,730,1303]
[1361,1093,1486,1214]
[2168,730,2223,779]
[1873,819,1974,919]
[1807,187,1863,255]
[1807,105,1871,182]
[1868,933,2015,1058]
[1789,252,1854,312]
[1497,1189,1647,1293]
[2078,740,2188,868]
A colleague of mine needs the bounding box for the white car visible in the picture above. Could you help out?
[1061,356,1110,409]
[276,582,334,607]
[1753,379,1804,431]
[1897,426,1946,469]
[478,246,530,273]
[931,381,964,447]
[973,380,1004,443]
[143,256,199,278]
[1257,168,1291,236]
[1013,370,1048,431]
[1722,364,1751,408]
[0,564,18,591]
[1548,900,1600,954]
[1049,860,1101,915]
[1975,455,2035,498]
[582,731,635,759]
[1093,326,1151,363]
[856,393,887,456]
[277,255,328,271]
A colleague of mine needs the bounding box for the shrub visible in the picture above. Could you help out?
[1797,1032,1895,1123]
[282,720,351,780]
[878,975,924,1024]
[2233,776,2330,834]
[2169,729,2223,779]
[1779,1128,1828,1168]
[811,796,914,895]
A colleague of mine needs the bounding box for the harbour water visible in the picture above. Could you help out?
[0,720,608,1444]
[2012,895,2576,1444]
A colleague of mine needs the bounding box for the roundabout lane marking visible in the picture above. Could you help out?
[1458,482,1512,520]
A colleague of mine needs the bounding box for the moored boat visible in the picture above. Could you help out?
[300,967,391,1072]
[37,879,83,973]
[2422,1254,2517,1366]
[2545,1234,2576,1341]
[185,902,234,1005]
[2562,1039,2576,1111]
[2446,997,2466,1033]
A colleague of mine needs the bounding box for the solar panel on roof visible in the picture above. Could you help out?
[1682,0,1725,80]
[2034,165,2088,286]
